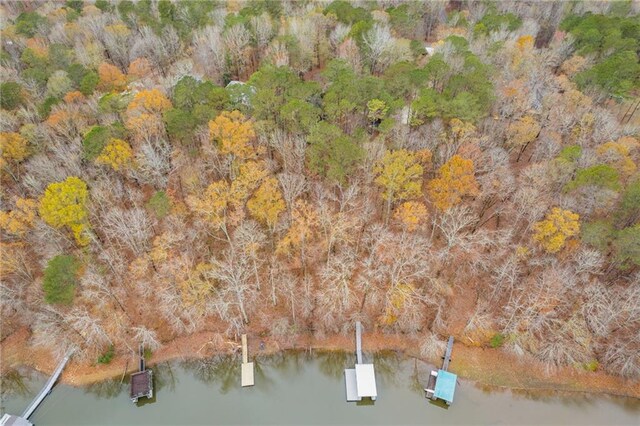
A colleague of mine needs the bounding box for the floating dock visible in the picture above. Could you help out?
[344,321,377,401]
[130,345,153,403]
[424,336,457,405]
[241,334,254,387]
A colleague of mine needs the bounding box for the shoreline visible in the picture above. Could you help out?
[2,328,639,400]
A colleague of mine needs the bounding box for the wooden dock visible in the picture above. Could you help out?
[442,336,453,371]
[424,336,457,405]
[344,321,377,401]
[130,345,153,403]
[241,334,254,387]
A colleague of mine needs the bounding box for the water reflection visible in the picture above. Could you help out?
[408,358,428,397]
[0,369,31,398]
[181,355,240,394]
[316,350,352,379]
[84,377,122,399]
[372,350,402,386]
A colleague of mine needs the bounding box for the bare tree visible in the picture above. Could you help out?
[132,326,161,351]
[362,24,394,74]
[102,207,155,256]
[434,206,478,251]
[193,25,226,83]
[207,249,256,324]
[277,172,307,221]
[224,24,251,79]
[317,252,357,332]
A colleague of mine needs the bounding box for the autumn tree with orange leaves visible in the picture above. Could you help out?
[427,155,479,211]
[98,62,127,92]
[125,89,172,142]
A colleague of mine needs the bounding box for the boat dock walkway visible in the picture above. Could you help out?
[355,321,363,365]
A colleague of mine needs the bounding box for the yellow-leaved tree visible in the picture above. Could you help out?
[0,132,30,165]
[507,115,541,160]
[178,262,214,311]
[0,198,37,237]
[247,177,286,231]
[380,282,415,326]
[187,180,231,239]
[393,201,428,231]
[276,200,319,265]
[532,207,580,253]
[39,176,91,246]
[596,136,638,178]
[427,155,479,211]
[95,138,134,171]
[374,149,424,219]
[229,160,269,207]
[208,110,258,163]
[512,35,534,72]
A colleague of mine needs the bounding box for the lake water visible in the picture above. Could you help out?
[1,351,638,425]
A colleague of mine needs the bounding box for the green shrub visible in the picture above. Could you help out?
[82,124,126,160]
[474,12,522,36]
[79,71,99,96]
[581,221,614,251]
[95,0,112,12]
[616,178,640,227]
[38,97,61,119]
[613,225,640,270]
[43,255,80,305]
[147,191,171,218]
[163,108,197,144]
[490,333,505,348]
[65,0,84,13]
[557,145,582,163]
[15,12,48,37]
[324,0,371,24]
[564,164,621,192]
[143,348,153,360]
[97,346,115,364]
[82,126,110,160]
[582,360,599,372]
[0,82,24,110]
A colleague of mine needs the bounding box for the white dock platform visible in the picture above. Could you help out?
[241,334,254,387]
[345,369,359,401]
[241,362,254,386]
[355,364,377,399]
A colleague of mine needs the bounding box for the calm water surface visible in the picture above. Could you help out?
[1,351,638,425]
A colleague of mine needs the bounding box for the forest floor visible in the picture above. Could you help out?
[2,327,639,399]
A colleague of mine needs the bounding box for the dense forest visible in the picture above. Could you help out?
[1,0,639,382]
